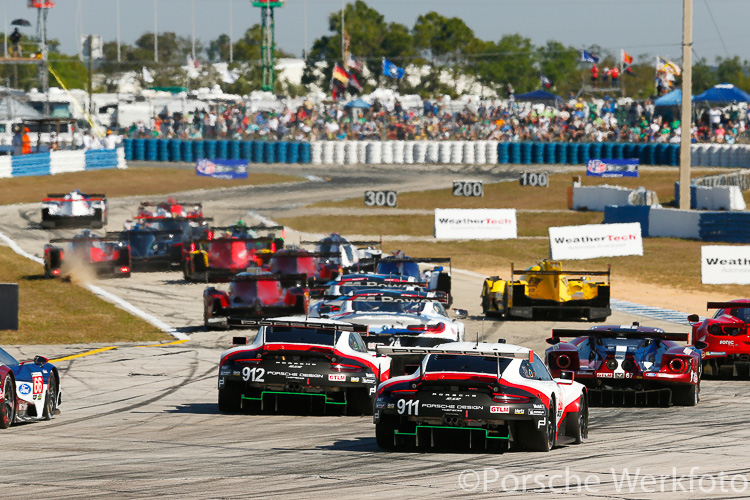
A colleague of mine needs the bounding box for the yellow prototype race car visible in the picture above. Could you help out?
[480,259,611,321]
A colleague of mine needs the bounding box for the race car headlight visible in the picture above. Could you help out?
[606,359,618,371]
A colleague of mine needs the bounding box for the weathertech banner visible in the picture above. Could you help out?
[196,158,248,180]
[586,159,639,177]
[701,245,750,284]
[549,223,643,260]
[434,209,517,240]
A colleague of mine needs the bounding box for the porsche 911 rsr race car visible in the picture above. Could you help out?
[373,343,588,452]
[44,231,131,278]
[41,190,107,229]
[546,324,701,406]
[218,318,390,415]
[204,272,309,330]
[376,252,452,303]
[309,290,465,347]
[481,259,611,321]
[689,300,750,378]
[0,347,61,429]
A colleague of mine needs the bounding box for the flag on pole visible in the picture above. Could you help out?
[348,71,363,93]
[382,58,405,79]
[541,75,552,89]
[332,63,349,84]
[347,55,362,72]
[656,56,681,75]
[621,50,633,65]
[581,50,599,63]
[142,67,154,83]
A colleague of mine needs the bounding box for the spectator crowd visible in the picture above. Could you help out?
[124,95,750,145]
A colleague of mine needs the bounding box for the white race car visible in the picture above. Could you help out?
[374,342,589,452]
[310,290,466,347]
[41,190,107,229]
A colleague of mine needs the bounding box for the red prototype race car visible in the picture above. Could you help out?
[203,273,309,330]
[44,231,131,279]
[689,300,750,377]
[546,324,701,406]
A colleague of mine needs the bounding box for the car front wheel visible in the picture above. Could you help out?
[0,376,16,429]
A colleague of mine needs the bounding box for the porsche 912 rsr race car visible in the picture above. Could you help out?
[41,190,107,229]
[373,343,588,452]
[689,300,750,378]
[546,324,701,406]
[44,231,131,278]
[0,347,61,429]
[309,290,465,347]
[218,318,390,415]
[481,259,611,321]
[203,272,309,329]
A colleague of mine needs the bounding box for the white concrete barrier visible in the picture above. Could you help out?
[648,207,700,239]
[695,185,746,211]
[0,156,12,178]
[573,185,634,211]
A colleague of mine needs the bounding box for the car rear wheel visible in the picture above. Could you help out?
[572,396,587,444]
[218,381,242,413]
[43,375,58,420]
[516,400,556,452]
[375,414,398,450]
[672,383,699,406]
[0,376,15,429]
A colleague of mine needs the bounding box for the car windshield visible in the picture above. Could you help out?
[717,307,750,322]
[377,261,421,278]
[0,347,18,366]
[264,326,337,346]
[127,232,172,257]
[425,354,512,375]
[351,300,423,314]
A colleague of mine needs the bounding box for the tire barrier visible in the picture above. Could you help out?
[700,212,750,243]
[117,139,750,167]
[275,141,288,164]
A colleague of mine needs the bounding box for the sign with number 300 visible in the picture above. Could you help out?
[364,190,398,207]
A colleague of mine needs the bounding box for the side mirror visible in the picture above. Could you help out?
[232,337,247,346]
[34,355,48,367]
[546,337,561,345]
[694,341,708,350]
[453,308,468,320]
[687,314,700,323]
[557,370,575,384]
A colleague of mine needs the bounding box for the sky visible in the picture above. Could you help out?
[3,0,748,64]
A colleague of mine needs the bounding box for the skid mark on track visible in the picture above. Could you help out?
[610,299,705,326]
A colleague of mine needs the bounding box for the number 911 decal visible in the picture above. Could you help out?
[397,399,420,415]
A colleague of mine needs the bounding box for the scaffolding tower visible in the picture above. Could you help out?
[253,1,283,92]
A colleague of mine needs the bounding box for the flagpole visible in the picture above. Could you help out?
[679,0,693,210]
[116,0,121,63]
[229,0,233,63]
[303,0,308,58]
[154,0,158,63]
[191,0,196,61]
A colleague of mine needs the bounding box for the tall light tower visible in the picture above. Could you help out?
[29,0,53,116]
[253,0,283,91]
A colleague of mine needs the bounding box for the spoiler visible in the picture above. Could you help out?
[49,236,122,243]
[269,250,339,259]
[107,230,179,239]
[133,216,213,223]
[139,200,202,207]
[227,318,368,333]
[376,345,534,361]
[512,267,611,277]
[707,302,750,310]
[549,329,689,344]
[191,236,277,244]
[349,293,448,303]
[43,194,106,201]
[212,225,284,232]
[379,257,451,264]
[230,273,307,283]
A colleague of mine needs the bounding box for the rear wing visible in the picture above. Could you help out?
[43,193,106,201]
[377,345,534,361]
[349,293,448,303]
[269,251,339,259]
[230,273,307,283]
[549,328,688,344]
[229,318,368,333]
[379,257,451,264]
[511,263,610,283]
[191,236,277,244]
[707,302,750,310]
[133,216,213,223]
[49,236,122,244]
[212,225,284,233]
[301,238,382,248]
[107,230,178,239]
[138,200,202,208]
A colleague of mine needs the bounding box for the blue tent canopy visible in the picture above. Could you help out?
[694,83,750,103]
[654,89,685,106]
[514,90,563,102]
[344,98,371,109]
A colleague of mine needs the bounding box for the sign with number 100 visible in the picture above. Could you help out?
[519,172,549,187]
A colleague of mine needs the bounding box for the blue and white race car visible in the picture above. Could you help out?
[0,347,61,428]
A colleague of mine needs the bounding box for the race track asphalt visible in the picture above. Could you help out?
[1,164,746,499]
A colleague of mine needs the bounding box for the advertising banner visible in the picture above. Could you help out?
[434,209,517,240]
[196,158,248,179]
[549,223,643,260]
[701,245,750,284]
[586,159,639,178]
